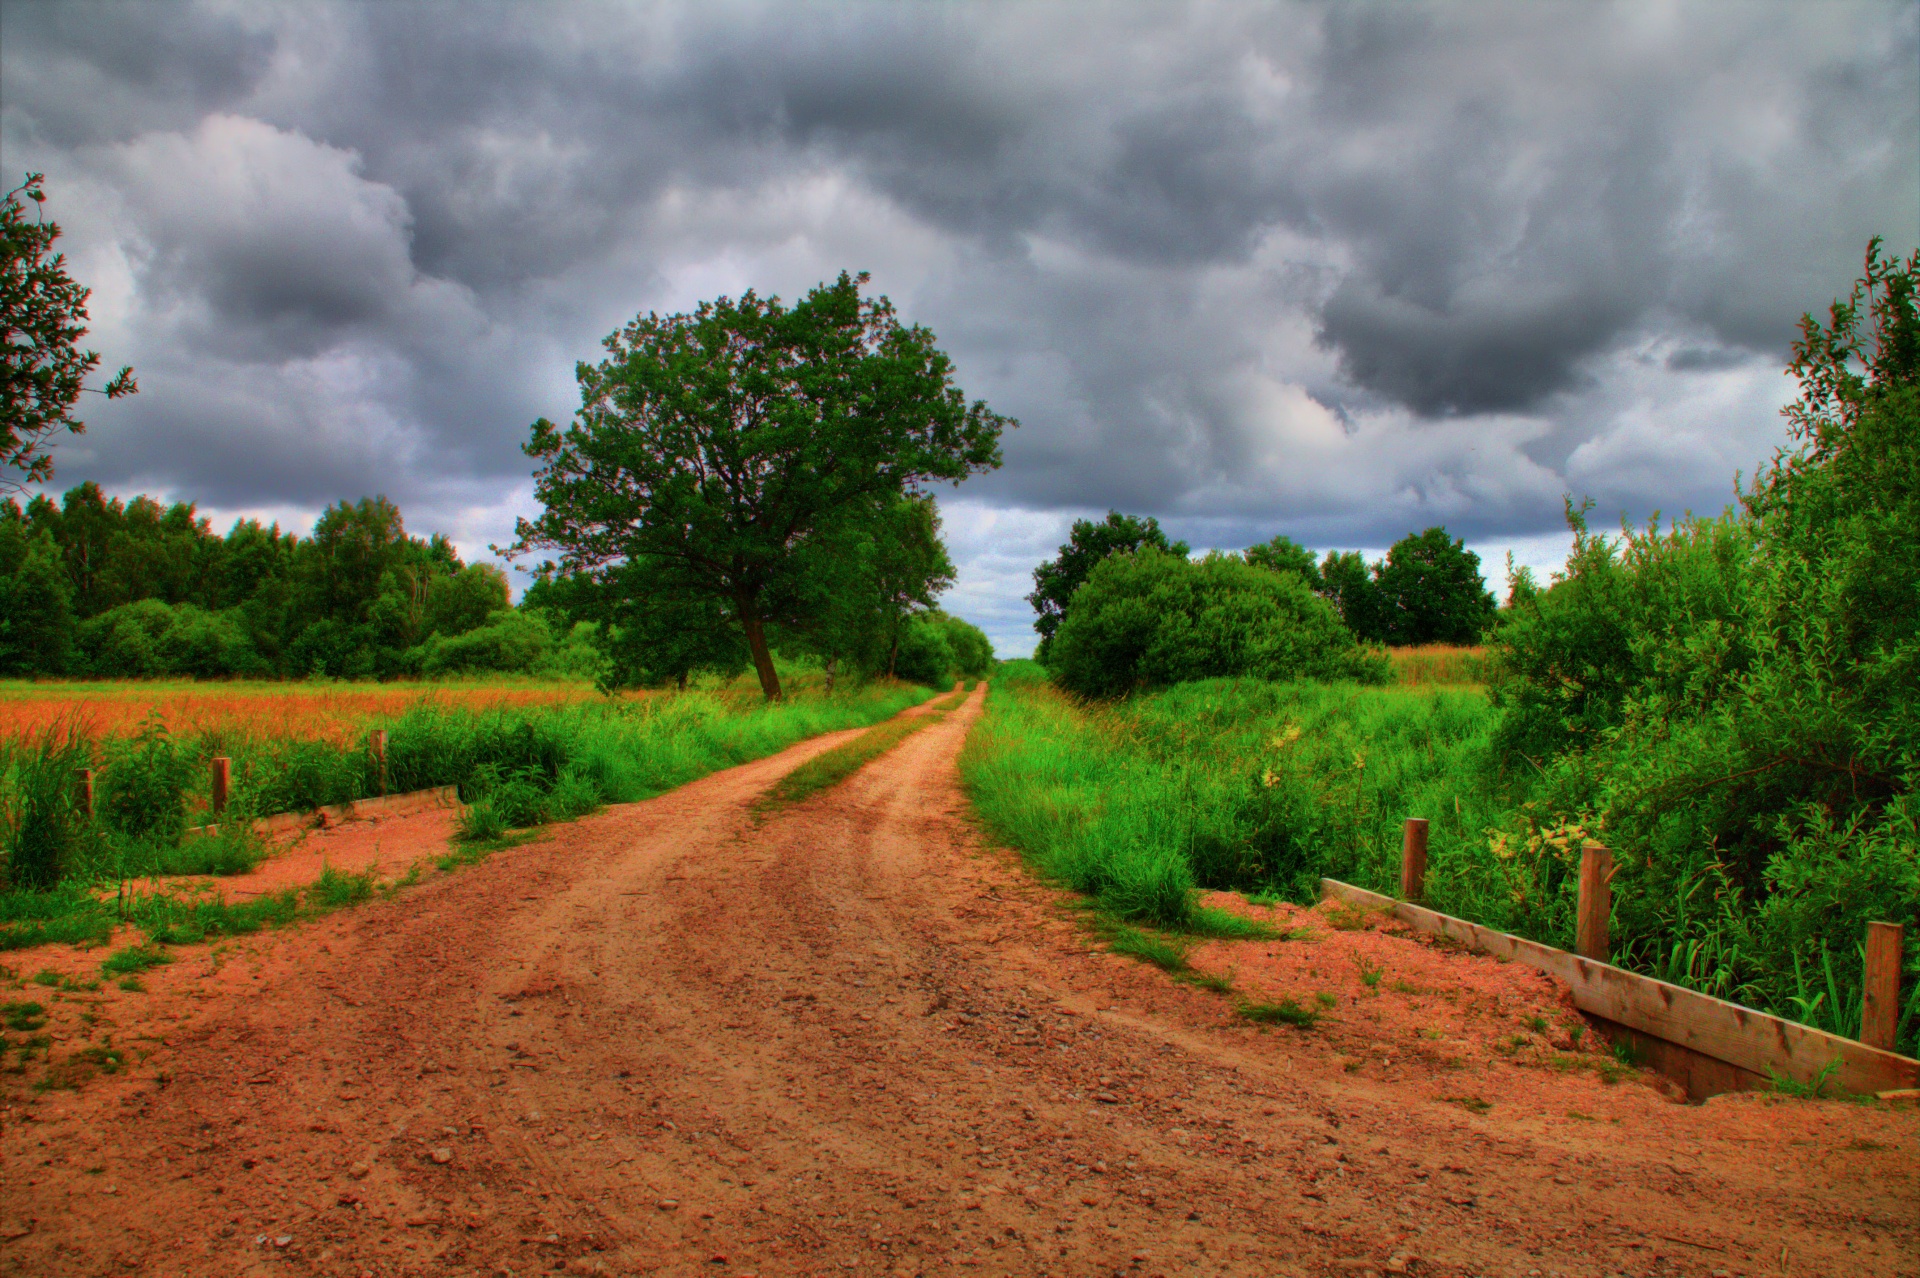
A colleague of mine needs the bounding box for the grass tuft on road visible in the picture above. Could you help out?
[755,687,966,815]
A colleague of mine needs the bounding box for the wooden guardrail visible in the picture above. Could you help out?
[1326,819,1919,1100]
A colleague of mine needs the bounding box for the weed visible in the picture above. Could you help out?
[1181,969,1235,994]
[1237,999,1320,1028]
[1314,991,1338,1008]
[1419,1027,1445,1040]
[115,976,145,993]
[1356,958,1383,991]
[100,945,172,977]
[1525,1014,1550,1033]
[1609,1037,1647,1068]
[1568,1023,1586,1047]
[1108,927,1189,973]
[1323,902,1383,932]
[2,1000,47,1031]
[1389,978,1419,994]
[1768,1059,1843,1100]
[308,866,377,912]
[455,798,507,843]
[29,970,60,987]
[1444,1095,1492,1114]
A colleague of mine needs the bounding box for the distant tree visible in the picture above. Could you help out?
[1028,511,1189,661]
[1,174,135,490]
[1317,549,1386,642]
[1243,534,1322,591]
[512,272,1009,700]
[1373,526,1497,645]
[0,507,75,674]
[937,612,995,678]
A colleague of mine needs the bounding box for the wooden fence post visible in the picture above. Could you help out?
[74,768,93,818]
[211,756,231,817]
[1400,818,1429,902]
[1863,921,1904,1052]
[1576,843,1612,962]
[372,729,389,797]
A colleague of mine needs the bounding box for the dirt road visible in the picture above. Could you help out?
[3,684,1915,1277]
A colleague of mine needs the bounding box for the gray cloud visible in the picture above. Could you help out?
[1,0,1913,654]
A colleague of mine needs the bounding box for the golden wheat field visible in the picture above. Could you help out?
[0,679,613,745]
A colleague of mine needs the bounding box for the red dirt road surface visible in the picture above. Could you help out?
[3,684,1916,1277]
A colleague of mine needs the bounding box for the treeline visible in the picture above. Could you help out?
[0,481,995,690]
[1028,512,1497,697]
[0,485,569,679]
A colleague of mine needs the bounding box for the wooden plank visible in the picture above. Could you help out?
[1320,878,1920,1097]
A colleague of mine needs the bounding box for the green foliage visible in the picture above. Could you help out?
[0,726,90,889]
[1243,535,1323,590]
[75,599,270,678]
[1028,510,1189,659]
[1,173,136,488]
[1237,999,1319,1028]
[1481,240,1920,1052]
[1310,529,1496,645]
[0,480,550,681]
[95,716,194,843]
[412,609,553,676]
[513,271,1009,699]
[99,944,170,976]
[0,517,75,674]
[1048,549,1387,698]
[1372,527,1499,645]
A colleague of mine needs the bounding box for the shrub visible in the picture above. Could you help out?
[1048,549,1387,698]
[95,716,195,842]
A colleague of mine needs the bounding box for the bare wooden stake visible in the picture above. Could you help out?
[372,729,389,796]
[1576,843,1612,962]
[1863,921,1904,1052]
[74,767,93,817]
[211,756,231,816]
[1400,817,1430,902]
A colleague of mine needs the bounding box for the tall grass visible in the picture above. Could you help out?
[963,665,1920,1056]
[0,680,933,948]
[1387,644,1490,686]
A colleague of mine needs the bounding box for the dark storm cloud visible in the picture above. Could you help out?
[1,0,1914,648]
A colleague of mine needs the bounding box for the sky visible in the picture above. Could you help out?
[4,0,1915,656]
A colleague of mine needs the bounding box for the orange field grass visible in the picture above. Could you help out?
[1387,644,1491,686]
[0,680,614,746]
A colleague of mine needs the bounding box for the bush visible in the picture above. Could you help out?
[412,609,553,675]
[96,717,195,843]
[1048,549,1388,698]
[75,600,270,678]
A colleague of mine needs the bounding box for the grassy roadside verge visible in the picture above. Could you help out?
[957,664,1269,940]
[1,681,938,953]
[755,684,968,815]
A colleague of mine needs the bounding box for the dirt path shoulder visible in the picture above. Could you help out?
[2,683,1914,1278]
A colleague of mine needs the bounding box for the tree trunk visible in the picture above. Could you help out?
[740,606,783,700]
[676,670,688,692]
[824,655,838,693]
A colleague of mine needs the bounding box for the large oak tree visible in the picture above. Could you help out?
[510,272,1009,699]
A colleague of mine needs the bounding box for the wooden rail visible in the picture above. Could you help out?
[1320,877,1920,1100]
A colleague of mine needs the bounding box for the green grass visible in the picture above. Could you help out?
[960,666,1920,1060]
[0,679,937,953]
[99,944,171,976]
[1237,998,1319,1028]
[755,688,963,813]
